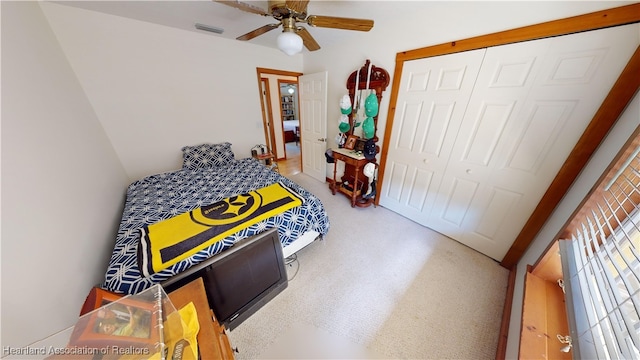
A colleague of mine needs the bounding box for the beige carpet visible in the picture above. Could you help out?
[226,173,509,359]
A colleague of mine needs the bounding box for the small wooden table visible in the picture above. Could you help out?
[330,148,374,208]
[252,152,278,172]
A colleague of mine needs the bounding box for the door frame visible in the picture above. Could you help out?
[277,78,300,158]
[378,3,640,269]
[259,77,277,156]
[256,68,303,160]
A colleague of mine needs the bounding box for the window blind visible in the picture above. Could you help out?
[560,143,640,359]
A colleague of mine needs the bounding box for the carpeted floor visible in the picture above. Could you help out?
[226,172,509,359]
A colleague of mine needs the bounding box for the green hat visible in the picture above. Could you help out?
[363,117,375,139]
[364,93,379,117]
[339,122,350,133]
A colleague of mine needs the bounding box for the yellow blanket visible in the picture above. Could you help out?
[138,182,303,277]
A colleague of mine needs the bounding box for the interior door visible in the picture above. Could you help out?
[299,71,328,182]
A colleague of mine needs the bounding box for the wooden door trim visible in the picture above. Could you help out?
[255,68,303,160]
[277,79,299,160]
[256,68,303,78]
[259,78,277,157]
[377,3,640,269]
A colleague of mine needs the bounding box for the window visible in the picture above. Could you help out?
[560,138,640,358]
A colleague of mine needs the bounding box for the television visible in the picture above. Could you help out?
[161,228,288,330]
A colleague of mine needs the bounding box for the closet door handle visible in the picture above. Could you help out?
[317,138,327,142]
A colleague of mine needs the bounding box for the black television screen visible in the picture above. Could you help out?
[161,228,288,330]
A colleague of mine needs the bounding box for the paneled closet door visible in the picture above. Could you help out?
[381,24,639,261]
[427,24,640,260]
[425,39,552,257]
[378,49,486,224]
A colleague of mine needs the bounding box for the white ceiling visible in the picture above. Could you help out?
[51,0,397,52]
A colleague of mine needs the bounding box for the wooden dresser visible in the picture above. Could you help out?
[168,277,235,359]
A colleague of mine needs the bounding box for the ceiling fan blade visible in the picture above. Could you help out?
[306,15,374,31]
[237,23,280,41]
[285,0,309,15]
[297,27,320,51]
[214,0,269,16]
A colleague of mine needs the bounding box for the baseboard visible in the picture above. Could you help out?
[496,265,517,360]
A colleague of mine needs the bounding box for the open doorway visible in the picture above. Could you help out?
[279,80,300,164]
[256,68,302,176]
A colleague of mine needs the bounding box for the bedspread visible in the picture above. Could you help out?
[102,158,330,294]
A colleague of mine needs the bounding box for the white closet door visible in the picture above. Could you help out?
[428,24,640,260]
[381,23,639,261]
[378,49,486,223]
[425,38,552,257]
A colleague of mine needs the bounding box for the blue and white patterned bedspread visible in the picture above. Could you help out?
[101,158,330,294]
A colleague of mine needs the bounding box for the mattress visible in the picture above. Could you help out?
[101,158,330,294]
[283,119,299,132]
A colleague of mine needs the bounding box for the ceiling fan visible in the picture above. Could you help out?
[215,0,374,55]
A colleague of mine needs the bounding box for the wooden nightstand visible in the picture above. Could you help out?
[168,278,235,359]
[253,152,278,172]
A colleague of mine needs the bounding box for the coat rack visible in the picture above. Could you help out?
[329,60,389,208]
[346,59,390,147]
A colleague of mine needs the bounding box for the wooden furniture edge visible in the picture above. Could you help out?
[167,277,234,359]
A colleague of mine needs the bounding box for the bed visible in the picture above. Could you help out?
[101,142,330,295]
[283,119,299,143]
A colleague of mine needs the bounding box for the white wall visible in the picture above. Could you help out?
[1,2,130,349]
[301,1,635,178]
[505,91,640,358]
[39,2,304,181]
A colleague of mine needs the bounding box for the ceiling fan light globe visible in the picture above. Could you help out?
[277,32,303,55]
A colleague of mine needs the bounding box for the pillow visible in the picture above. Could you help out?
[181,142,236,170]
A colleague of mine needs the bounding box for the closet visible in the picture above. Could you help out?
[379,23,640,261]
